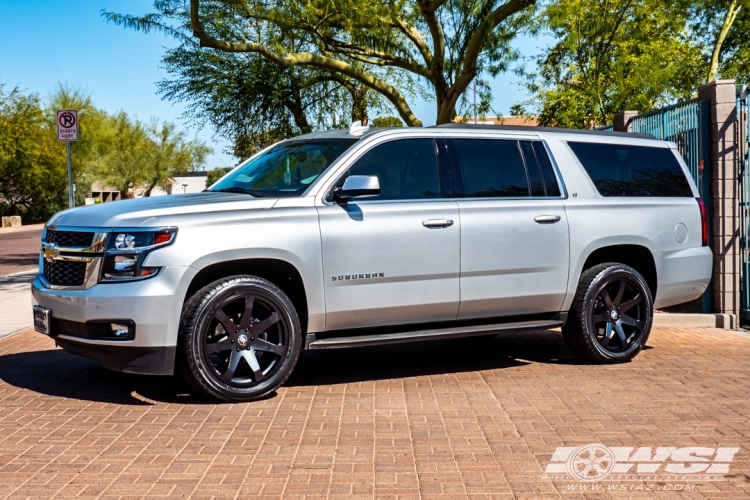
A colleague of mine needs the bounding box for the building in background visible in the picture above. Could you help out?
[454,115,540,126]
[87,171,208,204]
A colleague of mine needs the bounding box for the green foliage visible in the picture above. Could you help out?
[106,0,537,127]
[91,112,211,198]
[689,0,750,82]
[371,116,404,127]
[104,2,396,153]
[0,86,67,222]
[206,166,234,188]
[525,0,703,129]
[0,83,211,222]
[509,103,526,116]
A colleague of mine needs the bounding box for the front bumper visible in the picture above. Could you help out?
[31,266,196,375]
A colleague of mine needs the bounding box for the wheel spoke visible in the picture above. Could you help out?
[214,309,237,335]
[600,290,613,308]
[242,350,264,381]
[613,280,626,306]
[620,314,643,329]
[592,312,609,324]
[620,294,643,313]
[252,338,285,356]
[613,321,627,341]
[250,312,280,336]
[205,338,232,354]
[221,349,242,382]
[601,322,613,347]
[237,296,255,330]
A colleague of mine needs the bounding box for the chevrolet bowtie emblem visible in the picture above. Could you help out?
[42,243,60,262]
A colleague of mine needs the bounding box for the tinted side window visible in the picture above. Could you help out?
[520,141,545,196]
[346,139,441,200]
[532,142,561,197]
[568,142,693,197]
[453,139,529,197]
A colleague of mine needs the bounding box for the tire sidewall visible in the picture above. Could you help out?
[582,265,653,361]
[186,277,301,401]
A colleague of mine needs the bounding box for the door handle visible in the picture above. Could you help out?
[423,219,454,228]
[534,215,561,224]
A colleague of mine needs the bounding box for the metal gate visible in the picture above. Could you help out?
[626,100,711,312]
[737,87,750,318]
[629,99,710,195]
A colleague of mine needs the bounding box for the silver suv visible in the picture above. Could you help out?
[32,124,712,401]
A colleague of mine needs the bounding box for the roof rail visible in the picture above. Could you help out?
[434,123,657,140]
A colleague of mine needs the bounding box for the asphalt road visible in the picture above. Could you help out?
[0,228,42,276]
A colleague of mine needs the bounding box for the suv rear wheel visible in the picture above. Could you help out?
[563,263,653,363]
[178,275,302,402]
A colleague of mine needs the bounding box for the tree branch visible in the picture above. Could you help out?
[708,0,741,82]
[416,0,447,90]
[393,18,433,69]
[190,0,422,126]
[455,0,534,92]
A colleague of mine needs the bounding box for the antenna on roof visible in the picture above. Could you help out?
[348,120,370,136]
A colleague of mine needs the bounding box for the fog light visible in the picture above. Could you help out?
[110,323,132,338]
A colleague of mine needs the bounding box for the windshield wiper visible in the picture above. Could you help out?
[210,187,264,197]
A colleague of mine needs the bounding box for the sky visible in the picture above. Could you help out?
[0,0,550,170]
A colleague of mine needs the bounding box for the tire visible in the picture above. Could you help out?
[562,263,653,363]
[177,275,302,402]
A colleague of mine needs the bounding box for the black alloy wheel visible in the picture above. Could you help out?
[589,277,647,353]
[178,276,301,402]
[563,263,653,363]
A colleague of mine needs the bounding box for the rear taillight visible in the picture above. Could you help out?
[697,198,708,246]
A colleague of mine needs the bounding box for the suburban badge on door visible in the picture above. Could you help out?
[331,272,385,281]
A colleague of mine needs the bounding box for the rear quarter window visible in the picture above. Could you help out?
[567,142,693,197]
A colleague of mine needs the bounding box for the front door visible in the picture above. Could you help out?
[318,138,460,331]
[448,138,570,319]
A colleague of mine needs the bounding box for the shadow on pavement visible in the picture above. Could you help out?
[0,253,39,269]
[0,348,213,406]
[0,330,589,404]
[288,330,589,387]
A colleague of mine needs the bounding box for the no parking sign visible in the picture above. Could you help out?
[56,110,78,141]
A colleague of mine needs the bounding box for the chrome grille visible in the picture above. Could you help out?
[46,230,95,247]
[43,260,88,286]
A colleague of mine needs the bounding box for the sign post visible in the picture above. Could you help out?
[56,110,79,209]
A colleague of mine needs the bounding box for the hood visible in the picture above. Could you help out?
[47,192,278,228]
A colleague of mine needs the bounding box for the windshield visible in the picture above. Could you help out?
[208,138,358,197]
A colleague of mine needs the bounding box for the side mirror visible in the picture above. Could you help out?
[333,175,380,203]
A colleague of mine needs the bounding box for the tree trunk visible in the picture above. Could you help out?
[287,84,313,134]
[143,182,157,197]
[436,89,459,124]
[351,86,368,125]
[708,0,741,82]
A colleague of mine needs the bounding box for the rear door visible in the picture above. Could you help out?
[447,137,570,319]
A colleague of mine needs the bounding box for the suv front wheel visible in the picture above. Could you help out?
[563,263,653,363]
[178,275,302,402]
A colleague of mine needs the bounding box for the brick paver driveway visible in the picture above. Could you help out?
[1,327,749,499]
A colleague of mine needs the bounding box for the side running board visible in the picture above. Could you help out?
[305,319,564,350]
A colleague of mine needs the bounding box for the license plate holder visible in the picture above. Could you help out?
[33,306,52,335]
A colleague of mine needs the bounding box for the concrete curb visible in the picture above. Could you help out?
[0,327,27,342]
[0,223,44,234]
[653,313,736,329]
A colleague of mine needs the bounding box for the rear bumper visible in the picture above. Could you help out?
[655,246,713,309]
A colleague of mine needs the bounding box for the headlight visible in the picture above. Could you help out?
[100,228,177,283]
